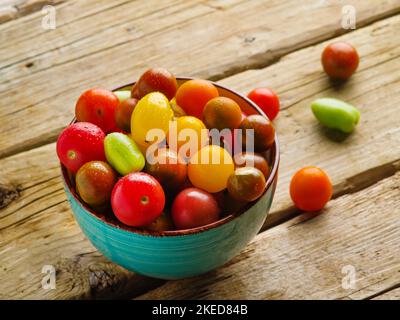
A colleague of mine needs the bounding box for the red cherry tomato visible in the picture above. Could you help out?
[171,188,221,230]
[111,172,165,227]
[56,122,106,173]
[75,88,119,132]
[321,42,359,80]
[247,88,280,121]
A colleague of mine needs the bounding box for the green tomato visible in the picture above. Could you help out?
[104,132,145,175]
[311,98,360,133]
[114,90,131,103]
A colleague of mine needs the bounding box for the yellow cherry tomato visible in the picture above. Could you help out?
[188,145,234,193]
[131,92,174,147]
[167,116,209,159]
[170,98,187,117]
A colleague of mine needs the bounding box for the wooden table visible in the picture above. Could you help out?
[1,0,399,300]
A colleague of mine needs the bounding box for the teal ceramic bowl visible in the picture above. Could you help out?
[61,78,280,280]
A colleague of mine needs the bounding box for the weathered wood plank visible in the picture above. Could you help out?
[372,287,400,300]
[0,6,17,24]
[137,173,400,300]
[0,15,399,299]
[221,13,400,226]
[1,0,400,158]
[0,0,66,24]
[0,143,165,299]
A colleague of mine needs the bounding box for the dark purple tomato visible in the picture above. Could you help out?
[234,152,270,179]
[240,115,275,152]
[135,68,177,100]
[115,98,138,132]
[227,167,266,202]
[145,148,187,191]
[76,161,117,207]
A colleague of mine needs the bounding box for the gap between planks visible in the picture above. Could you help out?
[370,286,400,300]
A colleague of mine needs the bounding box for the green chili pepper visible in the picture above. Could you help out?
[311,98,360,133]
[114,91,131,103]
[104,132,145,175]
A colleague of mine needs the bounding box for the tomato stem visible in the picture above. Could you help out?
[67,150,76,160]
[141,195,149,205]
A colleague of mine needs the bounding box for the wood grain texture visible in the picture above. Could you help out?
[1,14,399,299]
[219,14,400,227]
[0,6,17,24]
[1,0,400,158]
[372,287,400,300]
[137,173,400,300]
[0,0,65,24]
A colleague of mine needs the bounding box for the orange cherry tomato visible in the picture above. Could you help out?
[290,166,332,211]
[175,79,219,119]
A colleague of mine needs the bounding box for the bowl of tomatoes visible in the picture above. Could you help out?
[59,69,279,279]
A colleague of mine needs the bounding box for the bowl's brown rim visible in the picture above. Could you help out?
[61,77,280,237]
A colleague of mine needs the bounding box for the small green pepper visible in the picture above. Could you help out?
[311,98,360,133]
[104,132,145,175]
[114,90,131,103]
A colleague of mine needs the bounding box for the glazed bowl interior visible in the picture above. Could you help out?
[61,77,279,237]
